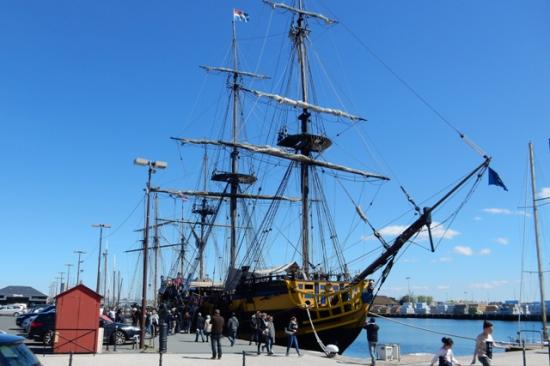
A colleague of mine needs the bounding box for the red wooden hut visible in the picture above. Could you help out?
[53,284,102,354]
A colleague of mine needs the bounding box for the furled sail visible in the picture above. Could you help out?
[151,187,300,202]
[264,1,337,25]
[242,87,366,122]
[200,65,269,80]
[171,138,389,180]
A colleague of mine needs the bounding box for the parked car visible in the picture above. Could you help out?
[0,333,42,365]
[27,312,55,346]
[0,304,26,316]
[100,315,140,345]
[16,305,54,327]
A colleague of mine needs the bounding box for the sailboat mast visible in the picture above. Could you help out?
[229,16,239,271]
[153,192,159,306]
[296,0,311,276]
[528,142,548,341]
[200,150,209,279]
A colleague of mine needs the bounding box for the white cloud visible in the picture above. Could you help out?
[479,248,491,256]
[437,285,450,290]
[412,285,429,291]
[483,208,513,215]
[474,216,483,221]
[432,257,452,263]
[539,187,550,199]
[453,245,473,256]
[483,208,530,217]
[494,237,509,246]
[402,258,418,264]
[376,225,407,237]
[373,222,459,241]
[470,280,509,289]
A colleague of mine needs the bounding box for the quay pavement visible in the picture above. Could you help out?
[1,316,548,365]
[38,331,550,366]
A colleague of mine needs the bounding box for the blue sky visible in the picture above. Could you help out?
[1,1,549,303]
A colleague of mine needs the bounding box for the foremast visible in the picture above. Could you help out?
[205,16,266,272]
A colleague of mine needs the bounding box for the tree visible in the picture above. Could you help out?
[416,295,433,304]
[399,295,416,304]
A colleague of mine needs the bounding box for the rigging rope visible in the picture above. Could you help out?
[338,21,489,159]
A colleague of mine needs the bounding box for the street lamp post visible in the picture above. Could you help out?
[134,157,167,349]
[65,263,73,289]
[406,276,412,302]
[74,250,85,285]
[92,224,111,294]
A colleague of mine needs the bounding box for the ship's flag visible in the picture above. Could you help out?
[488,167,508,191]
[233,9,249,22]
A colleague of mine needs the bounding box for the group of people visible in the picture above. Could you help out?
[247,311,275,356]
[193,310,301,359]
[248,311,301,356]
[365,317,504,366]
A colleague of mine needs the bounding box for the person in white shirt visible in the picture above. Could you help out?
[431,337,460,366]
[471,321,508,365]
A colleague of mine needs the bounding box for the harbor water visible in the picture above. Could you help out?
[344,318,544,358]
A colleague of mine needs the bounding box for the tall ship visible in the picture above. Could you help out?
[151,1,494,354]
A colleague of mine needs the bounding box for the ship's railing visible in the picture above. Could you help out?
[286,279,368,321]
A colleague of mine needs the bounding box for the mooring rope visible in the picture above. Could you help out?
[305,306,330,356]
[368,312,514,345]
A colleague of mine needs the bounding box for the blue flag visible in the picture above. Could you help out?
[488,167,508,191]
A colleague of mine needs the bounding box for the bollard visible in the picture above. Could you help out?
[242,350,246,366]
[159,322,168,366]
[159,322,168,354]
[522,340,526,366]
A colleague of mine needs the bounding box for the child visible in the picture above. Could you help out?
[431,337,461,366]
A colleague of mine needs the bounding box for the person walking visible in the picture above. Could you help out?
[145,310,152,337]
[249,312,258,345]
[227,313,239,346]
[471,321,508,365]
[285,316,301,356]
[431,337,460,366]
[210,309,225,360]
[256,313,268,355]
[115,308,124,323]
[266,315,275,355]
[205,315,212,342]
[365,317,379,366]
[195,312,206,342]
[151,310,159,337]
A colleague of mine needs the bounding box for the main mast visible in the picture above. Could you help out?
[295,0,311,276]
[528,142,548,341]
